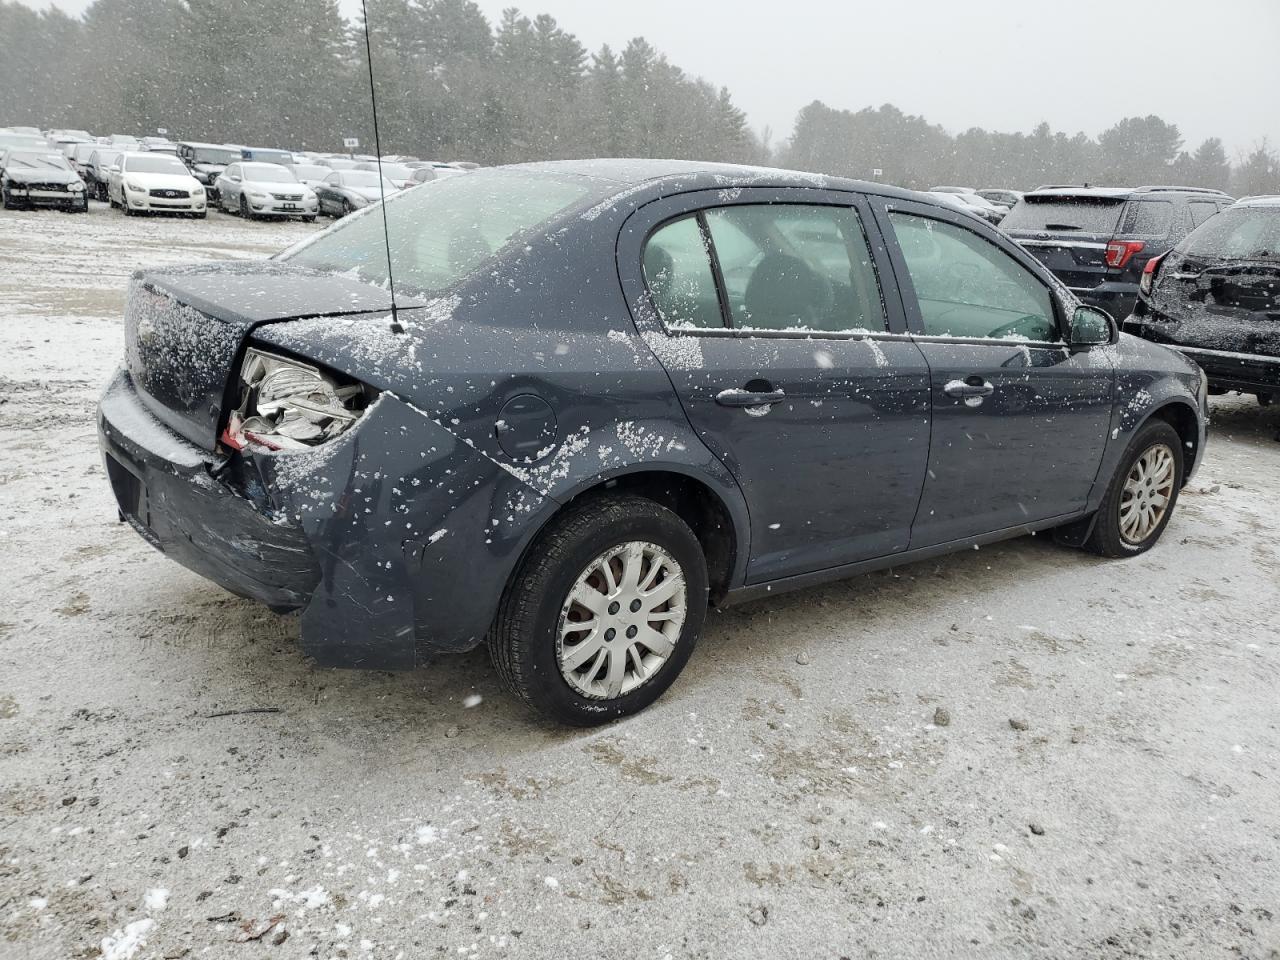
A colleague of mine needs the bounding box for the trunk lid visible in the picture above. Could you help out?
[124,261,404,450]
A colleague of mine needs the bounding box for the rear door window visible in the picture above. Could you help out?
[703,204,885,333]
[642,216,724,330]
[1188,200,1220,227]
[888,212,1059,342]
[1120,200,1174,237]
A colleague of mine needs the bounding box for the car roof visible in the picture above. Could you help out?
[1234,195,1280,208]
[511,158,918,202]
[1026,185,1232,200]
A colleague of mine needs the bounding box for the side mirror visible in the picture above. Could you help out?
[1069,305,1117,348]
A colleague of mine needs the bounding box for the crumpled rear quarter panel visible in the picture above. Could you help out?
[252,391,555,668]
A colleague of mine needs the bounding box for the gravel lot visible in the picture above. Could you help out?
[1,202,1278,960]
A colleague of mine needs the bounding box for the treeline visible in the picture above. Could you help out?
[0,0,759,164]
[783,102,1280,196]
[2,0,1278,194]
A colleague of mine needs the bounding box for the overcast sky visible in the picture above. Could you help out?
[17,0,1280,156]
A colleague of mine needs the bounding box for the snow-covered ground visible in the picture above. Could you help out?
[1,202,1278,959]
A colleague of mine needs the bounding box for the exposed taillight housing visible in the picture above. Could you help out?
[1139,252,1166,297]
[1105,239,1145,269]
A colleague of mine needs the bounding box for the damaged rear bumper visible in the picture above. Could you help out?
[97,368,555,671]
[99,370,320,610]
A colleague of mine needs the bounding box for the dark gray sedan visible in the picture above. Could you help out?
[97,160,1207,724]
[313,169,400,217]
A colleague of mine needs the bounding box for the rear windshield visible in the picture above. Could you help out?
[191,146,239,165]
[1000,195,1125,234]
[283,169,602,296]
[1181,207,1280,260]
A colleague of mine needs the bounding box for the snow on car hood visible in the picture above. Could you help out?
[5,167,80,184]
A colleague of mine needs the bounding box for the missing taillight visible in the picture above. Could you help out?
[224,348,371,454]
[1105,240,1145,269]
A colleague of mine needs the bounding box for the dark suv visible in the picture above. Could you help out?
[1002,185,1234,318]
[1124,196,1280,405]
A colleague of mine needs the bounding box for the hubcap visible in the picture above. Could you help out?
[556,541,687,700]
[1119,442,1175,545]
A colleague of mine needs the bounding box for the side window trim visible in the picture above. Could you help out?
[696,211,735,329]
[870,197,1067,345]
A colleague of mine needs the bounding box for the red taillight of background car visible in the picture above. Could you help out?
[1105,239,1146,269]
[1138,252,1166,296]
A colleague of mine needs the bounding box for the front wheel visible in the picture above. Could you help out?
[302,215,316,223]
[489,496,708,725]
[239,195,251,219]
[1085,420,1183,558]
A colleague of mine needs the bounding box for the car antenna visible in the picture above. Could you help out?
[359,0,404,334]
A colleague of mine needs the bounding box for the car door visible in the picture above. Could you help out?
[316,172,339,214]
[107,157,124,203]
[320,175,340,217]
[618,188,932,584]
[871,197,1115,545]
[221,163,243,210]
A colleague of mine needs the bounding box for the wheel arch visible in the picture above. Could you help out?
[532,466,748,605]
[1142,398,1202,487]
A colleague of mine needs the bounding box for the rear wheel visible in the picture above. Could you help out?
[488,495,708,725]
[1084,420,1183,558]
[1258,392,1273,407]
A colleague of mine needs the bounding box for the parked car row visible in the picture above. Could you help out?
[1,124,477,220]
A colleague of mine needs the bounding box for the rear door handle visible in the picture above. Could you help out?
[716,388,786,407]
[943,378,995,399]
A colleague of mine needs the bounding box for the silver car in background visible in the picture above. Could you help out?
[214,161,318,221]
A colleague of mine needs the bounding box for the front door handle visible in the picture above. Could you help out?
[943,378,995,399]
[716,387,786,407]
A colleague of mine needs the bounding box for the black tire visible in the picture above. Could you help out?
[341,199,352,218]
[1258,392,1273,407]
[488,495,708,726]
[1,185,14,210]
[239,194,252,219]
[303,215,316,223]
[1084,419,1184,558]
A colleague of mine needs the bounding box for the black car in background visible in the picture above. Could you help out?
[1124,196,1280,406]
[0,148,89,211]
[97,161,1208,724]
[1003,185,1234,318]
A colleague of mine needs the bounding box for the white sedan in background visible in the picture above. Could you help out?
[214,162,318,221]
[106,152,207,217]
